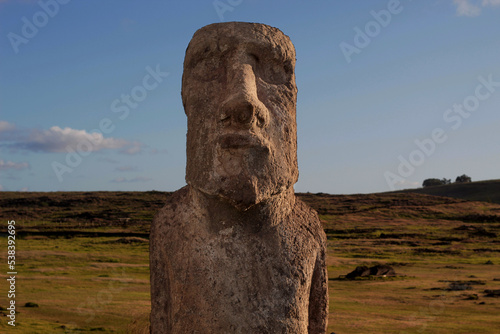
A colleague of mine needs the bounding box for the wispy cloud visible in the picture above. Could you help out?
[453,0,500,16]
[482,0,500,5]
[149,148,168,155]
[0,159,30,171]
[394,180,420,189]
[454,0,481,16]
[114,166,139,172]
[110,176,151,183]
[0,121,15,132]
[119,141,143,155]
[98,157,120,164]
[0,121,144,155]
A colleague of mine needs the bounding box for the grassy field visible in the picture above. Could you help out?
[1,190,499,333]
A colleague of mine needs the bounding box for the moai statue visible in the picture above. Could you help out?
[150,22,328,334]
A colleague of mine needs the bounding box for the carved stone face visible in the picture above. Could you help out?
[182,22,298,210]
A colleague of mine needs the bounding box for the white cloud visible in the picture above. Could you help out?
[0,184,3,191]
[453,0,500,16]
[119,141,143,155]
[0,159,30,171]
[0,121,15,132]
[0,122,143,154]
[19,187,29,192]
[482,0,500,5]
[454,0,481,16]
[110,176,152,183]
[25,126,129,152]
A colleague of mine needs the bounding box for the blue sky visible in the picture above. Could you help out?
[1,0,499,194]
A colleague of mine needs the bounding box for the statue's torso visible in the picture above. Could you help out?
[150,186,326,334]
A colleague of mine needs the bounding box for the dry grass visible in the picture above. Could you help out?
[1,190,499,333]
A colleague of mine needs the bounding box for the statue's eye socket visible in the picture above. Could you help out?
[250,53,260,64]
[256,58,292,85]
[190,56,225,82]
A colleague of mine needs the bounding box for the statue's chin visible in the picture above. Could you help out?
[195,171,295,212]
[196,176,265,211]
[189,146,295,211]
[220,179,263,211]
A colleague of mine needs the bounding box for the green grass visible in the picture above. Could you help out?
[0,236,150,333]
[1,190,499,333]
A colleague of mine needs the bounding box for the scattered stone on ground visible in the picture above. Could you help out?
[454,225,497,238]
[24,302,39,308]
[345,264,396,279]
[443,265,464,269]
[106,237,148,244]
[463,294,479,300]
[444,280,486,291]
[448,282,472,291]
[484,289,500,297]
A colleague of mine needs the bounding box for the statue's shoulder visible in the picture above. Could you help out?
[291,196,326,243]
[162,185,191,211]
[151,185,193,232]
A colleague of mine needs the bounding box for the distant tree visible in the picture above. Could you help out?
[441,178,452,185]
[456,174,472,183]
[423,178,446,188]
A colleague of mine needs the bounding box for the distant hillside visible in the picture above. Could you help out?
[395,179,500,204]
[2,190,499,235]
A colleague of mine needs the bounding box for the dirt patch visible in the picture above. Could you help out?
[24,235,49,240]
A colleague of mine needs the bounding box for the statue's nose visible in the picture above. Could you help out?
[220,62,269,129]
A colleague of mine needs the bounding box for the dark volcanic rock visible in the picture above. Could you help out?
[346,264,396,279]
[484,289,500,297]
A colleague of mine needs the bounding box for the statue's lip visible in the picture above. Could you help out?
[218,132,268,149]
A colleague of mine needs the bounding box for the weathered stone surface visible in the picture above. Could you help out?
[150,22,328,333]
[182,21,298,211]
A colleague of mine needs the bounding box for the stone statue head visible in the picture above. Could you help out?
[182,22,298,210]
